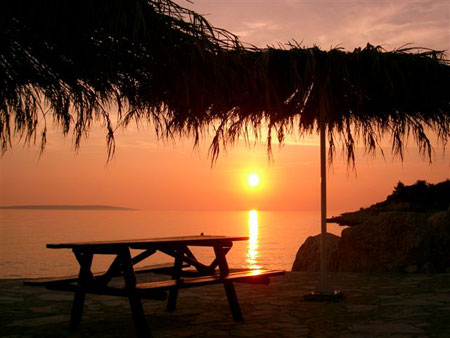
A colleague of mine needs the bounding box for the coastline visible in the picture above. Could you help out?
[2,272,450,337]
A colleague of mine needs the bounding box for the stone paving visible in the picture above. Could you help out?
[1,272,450,337]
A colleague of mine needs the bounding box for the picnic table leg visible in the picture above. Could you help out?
[70,250,93,330]
[119,248,150,338]
[166,248,184,312]
[223,281,243,322]
[214,245,243,322]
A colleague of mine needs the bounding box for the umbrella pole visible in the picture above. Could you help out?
[319,117,328,293]
[304,118,344,301]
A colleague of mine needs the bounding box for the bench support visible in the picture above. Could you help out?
[166,248,184,312]
[223,281,243,322]
[70,250,93,330]
[214,245,243,322]
[120,248,150,338]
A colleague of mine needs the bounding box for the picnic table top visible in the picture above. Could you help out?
[46,235,249,249]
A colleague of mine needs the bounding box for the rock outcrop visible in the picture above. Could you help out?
[291,233,340,272]
[336,212,432,272]
[292,180,450,273]
[425,210,450,272]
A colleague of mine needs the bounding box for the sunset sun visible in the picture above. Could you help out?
[247,173,260,188]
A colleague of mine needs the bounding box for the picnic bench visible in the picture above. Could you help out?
[24,235,284,337]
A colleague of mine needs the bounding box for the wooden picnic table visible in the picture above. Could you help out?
[25,235,284,337]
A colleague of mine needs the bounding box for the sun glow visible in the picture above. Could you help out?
[247,173,260,188]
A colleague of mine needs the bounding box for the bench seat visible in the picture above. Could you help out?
[136,269,285,291]
[23,262,188,287]
[43,282,169,300]
[24,269,284,295]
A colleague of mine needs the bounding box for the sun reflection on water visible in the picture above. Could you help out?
[247,209,261,269]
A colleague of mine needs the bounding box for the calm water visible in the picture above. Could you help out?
[0,210,344,278]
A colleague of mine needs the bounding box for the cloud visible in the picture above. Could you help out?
[331,1,450,50]
[234,20,281,41]
[187,0,449,51]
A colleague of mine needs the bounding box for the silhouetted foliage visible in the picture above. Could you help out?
[393,181,406,194]
[328,179,450,226]
[386,180,450,212]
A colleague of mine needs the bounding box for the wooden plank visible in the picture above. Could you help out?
[136,270,285,291]
[25,268,284,288]
[23,263,188,286]
[135,279,178,290]
[182,269,284,285]
[45,283,167,300]
[47,235,249,249]
[69,250,93,330]
[43,270,281,294]
[28,269,283,307]
[43,270,284,293]
[131,249,156,265]
[166,248,184,312]
[214,245,242,321]
[119,248,150,338]
[223,281,242,322]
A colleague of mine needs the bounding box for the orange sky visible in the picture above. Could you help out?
[1,0,449,213]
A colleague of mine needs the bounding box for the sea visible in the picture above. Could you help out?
[0,209,344,278]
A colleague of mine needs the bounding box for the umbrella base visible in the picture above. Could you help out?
[304,290,344,302]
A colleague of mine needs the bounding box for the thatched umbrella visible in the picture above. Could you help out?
[0,0,243,155]
[2,0,450,295]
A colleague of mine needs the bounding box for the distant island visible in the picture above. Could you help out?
[0,205,137,210]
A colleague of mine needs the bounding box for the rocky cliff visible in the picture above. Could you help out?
[292,180,450,273]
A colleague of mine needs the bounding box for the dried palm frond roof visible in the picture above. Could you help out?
[1,0,449,163]
[212,45,450,163]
